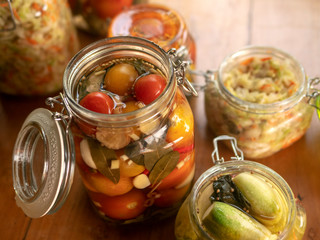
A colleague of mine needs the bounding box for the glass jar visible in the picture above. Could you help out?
[69,0,148,36]
[12,37,197,224]
[204,46,320,159]
[175,135,306,240]
[108,4,196,73]
[0,0,79,96]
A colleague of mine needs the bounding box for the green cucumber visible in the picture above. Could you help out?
[233,172,282,224]
[202,201,276,240]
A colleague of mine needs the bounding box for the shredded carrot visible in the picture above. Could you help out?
[31,2,42,11]
[51,45,62,52]
[285,112,294,118]
[239,136,246,142]
[288,80,296,87]
[260,84,271,91]
[12,9,21,21]
[26,37,38,45]
[240,57,254,66]
[0,3,8,7]
[261,57,272,61]
[282,134,302,149]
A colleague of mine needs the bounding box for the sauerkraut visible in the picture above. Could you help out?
[0,0,79,95]
[205,55,314,159]
[223,57,298,104]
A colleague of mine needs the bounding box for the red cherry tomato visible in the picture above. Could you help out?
[157,150,195,190]
[133,74,167,104]
[90,0,133,19]
[80,92,114,114]
[154,183,191,208]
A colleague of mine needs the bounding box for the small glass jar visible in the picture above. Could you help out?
[175,136,306,240]
[12,37,197,224]
[0,0,79,95]
[204,46,319,159]
[69,0,148,36]
[108,4,196,71]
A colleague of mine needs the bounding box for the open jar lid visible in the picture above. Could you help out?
[12,108,75,218]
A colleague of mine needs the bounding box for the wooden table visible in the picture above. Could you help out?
[1,0,320,239]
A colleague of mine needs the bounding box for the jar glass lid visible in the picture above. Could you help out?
[12,108,75,218]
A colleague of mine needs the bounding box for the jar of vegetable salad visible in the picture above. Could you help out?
[107,4,196,75]
[12,37,197,224]
[0,0,79,96]
[175,135,307,240]
[203,46,320,159]
[69,0,148,36]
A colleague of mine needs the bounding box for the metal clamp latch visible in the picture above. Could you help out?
[167,48,198,97]
[211,135,244,164]
[45,93,73,134]
[307,77,320,112]
[187,69,218,92]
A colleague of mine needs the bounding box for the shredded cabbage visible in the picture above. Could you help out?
[0,0,79,95]
[205,56,313,159]
[223,57,298,104]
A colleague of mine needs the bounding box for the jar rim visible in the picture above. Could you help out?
[63,36,176,127]
[189,160,296,239]
[217,46,307,114]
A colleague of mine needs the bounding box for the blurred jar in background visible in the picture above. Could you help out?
[0,0,79,96]
[108,4,196,77]
[69,0,147,36]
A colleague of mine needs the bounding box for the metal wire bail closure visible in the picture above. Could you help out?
[12,93,75,218]
[211,135,244,164]
[167,48,198,97]
[306,77,320,114]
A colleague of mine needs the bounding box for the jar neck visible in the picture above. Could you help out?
[217,46,307,114]
[63,37,176,128]
[188,161,297,239]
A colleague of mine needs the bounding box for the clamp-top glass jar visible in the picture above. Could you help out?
[13,37,197,224]
[108,4,196,72]
[175,136,306,240]
[0,0,79,95]
[204,46,320,159]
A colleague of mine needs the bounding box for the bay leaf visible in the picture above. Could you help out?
[124,124,171,169]
[87,138,120,184]
[124,140,146,166]
[144,139,172,171]
[149,151,180,185]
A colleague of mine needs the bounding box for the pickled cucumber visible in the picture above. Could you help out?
[202,201,277,240]
[233,172,286,232]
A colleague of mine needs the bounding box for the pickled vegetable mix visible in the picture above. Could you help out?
[0,0,79,95]
[205,53,314,158]
[73,57,195,223]
[223,57,298,104]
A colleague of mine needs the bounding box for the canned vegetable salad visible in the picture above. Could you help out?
[204,46,320,158]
